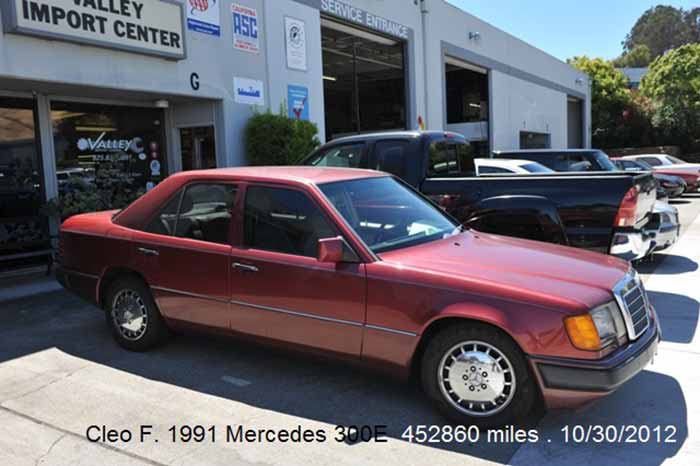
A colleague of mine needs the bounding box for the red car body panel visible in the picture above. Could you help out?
[57,167,658,411]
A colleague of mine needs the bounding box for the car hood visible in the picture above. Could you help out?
[378,231,630,314]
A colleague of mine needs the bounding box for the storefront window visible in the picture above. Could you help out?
[322,19,407,140]
[0,97,48,265]
[51,102,166,215]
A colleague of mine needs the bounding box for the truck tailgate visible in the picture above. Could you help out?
[632,172,657,228]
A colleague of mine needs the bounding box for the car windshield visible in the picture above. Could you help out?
[667,155,686,165]
[592,151,617,171]
[522,162,553,173]
[319,177,461,254]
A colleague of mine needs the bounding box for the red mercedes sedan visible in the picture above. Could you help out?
[57,167,660,427]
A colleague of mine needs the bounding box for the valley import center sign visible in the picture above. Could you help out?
[0,0,186,60]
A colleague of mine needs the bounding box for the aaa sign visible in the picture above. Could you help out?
[2,0,186,60]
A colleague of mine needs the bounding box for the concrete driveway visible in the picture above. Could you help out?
[1,197,699,466]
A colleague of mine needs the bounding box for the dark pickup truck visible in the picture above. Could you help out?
[300,131,657,260]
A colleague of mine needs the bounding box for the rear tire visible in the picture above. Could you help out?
[105,276,167,351]
[421,323,536,429]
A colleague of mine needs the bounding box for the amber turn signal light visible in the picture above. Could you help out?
[565,314,602,351]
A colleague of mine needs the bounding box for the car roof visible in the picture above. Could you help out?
[168,166,387,185]
[327,130,465,144]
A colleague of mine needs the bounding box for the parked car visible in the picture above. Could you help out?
[493,149,619,172]
[302,132,657,261]
[492,149,678,257]
[56,167,660,428]
[475,158,554,175]
[611,158,686,198]
[619,155,700,193]
[647,201,680,253]
[621,153,700,171]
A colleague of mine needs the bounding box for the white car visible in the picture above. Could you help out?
[475,158,554,175]
[621,154,700,171]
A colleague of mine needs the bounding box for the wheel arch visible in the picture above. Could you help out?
[98,267,150,309]
[409,311,525,383]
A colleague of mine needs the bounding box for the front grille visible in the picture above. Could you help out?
[614,275,651,340]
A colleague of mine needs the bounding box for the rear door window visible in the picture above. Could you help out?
[373,140,409,178]
[566,153,594,171]
[144,184,237,245]
[428,141,476,177]
[175,184,237,244]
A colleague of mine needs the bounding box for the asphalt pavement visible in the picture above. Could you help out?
[0,195,699,466]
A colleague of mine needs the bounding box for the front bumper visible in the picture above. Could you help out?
[532,319,660,393]
[610,230,653,261]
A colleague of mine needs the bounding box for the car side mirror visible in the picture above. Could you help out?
[317,236,357,263]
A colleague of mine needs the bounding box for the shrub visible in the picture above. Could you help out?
[245,108,320,166]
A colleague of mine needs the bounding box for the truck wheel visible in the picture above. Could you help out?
[421,323,536,429]
[105,277,167,352]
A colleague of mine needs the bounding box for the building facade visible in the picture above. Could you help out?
[0,0,590,265]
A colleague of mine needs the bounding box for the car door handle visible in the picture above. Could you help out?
[232,262,259,273]
[137,247,159,257]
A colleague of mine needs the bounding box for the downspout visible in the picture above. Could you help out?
[420,0,429,129]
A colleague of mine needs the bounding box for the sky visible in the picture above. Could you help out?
[447,0,697,61]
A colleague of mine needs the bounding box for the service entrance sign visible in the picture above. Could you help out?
[1,0,186,60]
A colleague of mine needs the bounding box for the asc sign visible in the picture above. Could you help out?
[0,0,186,60]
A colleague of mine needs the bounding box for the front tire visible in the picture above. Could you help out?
[421,323,536,429]
[106,277,167,351]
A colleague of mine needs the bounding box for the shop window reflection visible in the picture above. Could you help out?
[50,102,166,217]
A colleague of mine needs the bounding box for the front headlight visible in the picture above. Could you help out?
[565,301,624,351]
[591,302,624,345]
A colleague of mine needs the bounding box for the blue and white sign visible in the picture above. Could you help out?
[288,85,310,121]
[234,77,265,106]
[232,3,259,53]
[187,0,221,36]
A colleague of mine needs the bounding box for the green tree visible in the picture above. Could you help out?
[623,6,692,59]
[613,44,652,68]
[640,43,700,144]
[569,56,631,147]
[686,7,700,43]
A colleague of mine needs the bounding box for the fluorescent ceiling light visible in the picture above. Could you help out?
[445,56,488,74]
[323,76,337,82]
[75,126,117,132]
[321,18,399,46]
